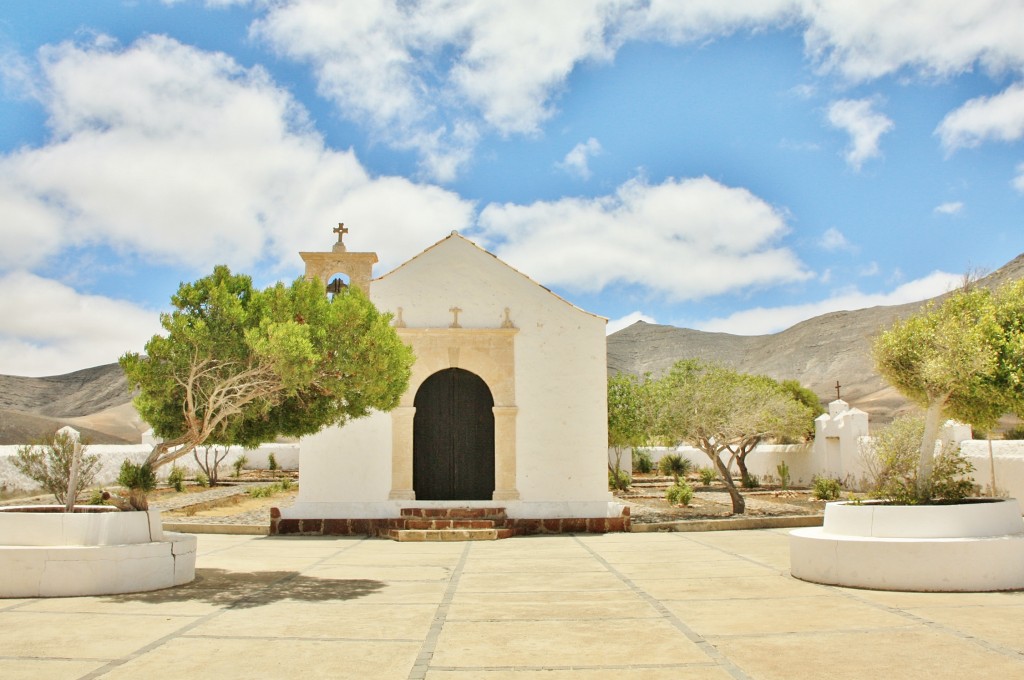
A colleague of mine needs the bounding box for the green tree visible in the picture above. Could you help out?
[607,373,653,490]
[722,375,815,487]
[655,361,813,514]
[873,279,1024,497]
[121,265,414,471]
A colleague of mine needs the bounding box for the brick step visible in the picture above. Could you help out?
[400,507,507,521]
[387,528,515,542]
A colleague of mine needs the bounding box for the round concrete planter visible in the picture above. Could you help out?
[790,499,1024,592]
[0,506,197,598]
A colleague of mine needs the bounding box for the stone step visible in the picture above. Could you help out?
[387,528,514,542]
[400,519,497,530]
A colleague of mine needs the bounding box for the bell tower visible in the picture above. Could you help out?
[299,223,378,293]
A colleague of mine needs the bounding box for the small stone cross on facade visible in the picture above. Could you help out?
[834,380,841,400]
[449,306,463,328]
[333,222,349,244]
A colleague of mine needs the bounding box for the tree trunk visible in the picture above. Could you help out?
[918,399,946,498]
[710,450,745,514]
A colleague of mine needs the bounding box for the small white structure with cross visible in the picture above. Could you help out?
[277,230,627,535]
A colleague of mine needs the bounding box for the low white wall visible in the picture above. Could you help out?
[0,441,299,498]
[636,443,815,485]
[959,440,1024,509]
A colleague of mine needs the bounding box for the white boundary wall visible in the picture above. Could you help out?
[0,435,299,498]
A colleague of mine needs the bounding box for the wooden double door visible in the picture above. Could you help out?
[413,368,495,500]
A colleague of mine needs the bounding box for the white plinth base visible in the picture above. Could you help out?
[790,499,1024,592]
[0,507,197,598]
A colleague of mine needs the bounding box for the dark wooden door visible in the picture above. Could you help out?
[413,368,495,500]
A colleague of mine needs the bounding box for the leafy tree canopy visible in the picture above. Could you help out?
[873,279,1024,490]
[121,266,414,469]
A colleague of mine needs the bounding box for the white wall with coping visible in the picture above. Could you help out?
[0,440,299,498]
[286,233,617,521]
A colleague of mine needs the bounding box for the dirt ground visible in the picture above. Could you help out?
[621,475,827,523]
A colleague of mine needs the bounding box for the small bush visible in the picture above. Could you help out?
[776,461,791,490]
[167,465,186,493]
[632,449,653,474]
[195,472,210,488]
[928,449,975,502]
[812,475,842,501]
[88,488,111,505]
[268,452,278,471]
[12,430,101,505]
[279,476,293,491]
[665,481,694,506]
[658,453,693,479]
[118,460,156,510]
[232,454,249,478]
[698,467,717,486]
[247,480,295,498]
[608,468,631,491]
[741,473,761,489]
[1003,426,1024,440]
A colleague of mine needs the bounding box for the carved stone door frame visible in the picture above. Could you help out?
[389,327,519,502]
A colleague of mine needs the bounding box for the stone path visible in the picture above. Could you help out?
[3,530,1023,679]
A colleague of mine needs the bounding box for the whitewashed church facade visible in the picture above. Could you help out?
[272,229,629,536]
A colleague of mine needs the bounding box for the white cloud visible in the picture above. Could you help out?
[477,175,812,300]
[0,271,163,377]
[859,261,880,277]
[934,201,964,215]
[558,138,602,180]
[607,311,656,335]
[819,227,853,252]
[246,2,1024,179]
[827,98,894,170]
[799,0,1024,81]
[936,82,1024,151]
[0,35,474,275]
[694,270,963,335]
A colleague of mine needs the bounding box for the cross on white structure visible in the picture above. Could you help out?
[449,306,463,328]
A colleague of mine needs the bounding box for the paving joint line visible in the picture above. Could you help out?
[573,535,753,680]
[75,535,371,680]
[680,529,1024,663]
[407,541,471,680]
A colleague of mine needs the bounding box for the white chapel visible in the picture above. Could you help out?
[273,228,629,537]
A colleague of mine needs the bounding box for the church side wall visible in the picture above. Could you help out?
[296,411,392,503]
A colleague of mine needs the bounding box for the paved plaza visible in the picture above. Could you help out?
[2,529,1023,679]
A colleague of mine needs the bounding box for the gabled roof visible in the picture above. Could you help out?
[374,231,605,321]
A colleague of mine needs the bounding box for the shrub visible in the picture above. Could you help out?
[665,481,694,506]
[812,475,842,501]
[12,430,101,505]
[195,472,210,488]
[658,453,693,479]
[698,467,717,486]
[88,488,111,505]
[632,449,653,474]
[741,473,761,489]
[167,465,186,493]
[865,415,976,504]
[1004,426,1024,440]
[268,452,278,471]
[279,476,293,491]
[608,468,631,491]
[118,460,157,510]
[232,454,249,478]
[776,461,791,490]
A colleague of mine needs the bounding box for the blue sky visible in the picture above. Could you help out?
[1,1,1022,376]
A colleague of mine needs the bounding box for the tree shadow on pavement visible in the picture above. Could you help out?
[101,569,386,609]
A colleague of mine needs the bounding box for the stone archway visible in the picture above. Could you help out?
[413,368,495,500]
[389,327,519,502]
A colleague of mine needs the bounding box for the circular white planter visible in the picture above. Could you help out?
[0,506,197,598]
[790,499,1024,592]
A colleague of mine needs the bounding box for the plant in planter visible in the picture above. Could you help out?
[791,278,1024,592]
[118,460,157,511]
[12,429,100,507]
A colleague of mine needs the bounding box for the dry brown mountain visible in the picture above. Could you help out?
[0,364,144,445]
[608,253,1024,425]
[2,253,1022,442]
